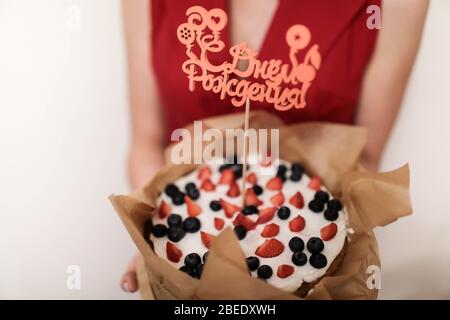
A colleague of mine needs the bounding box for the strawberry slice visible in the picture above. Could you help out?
[159,200,171,219]
[255,238,284,258]
[261,223,280,238]
[219,168,235,185]
[220,198,241,218]
[266,177,283,191]
[308,176,322,191]
[246,172,258,185]
[289,192,304,209]
[277,264,294,278]
[256,207,277,224]
[214,217,225,231]
[233,213,257,231]
[245,188,263,206]
[226,181,241,198]
[185,196,202,217]
[166,242,182,263]
[321,223,338,241]
[198,166,212,181]
[201,231,215,249]
[289,215,306,232]
[200,178,215,192]
[270,191,285,207]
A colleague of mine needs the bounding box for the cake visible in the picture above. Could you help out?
[144,157,348,294]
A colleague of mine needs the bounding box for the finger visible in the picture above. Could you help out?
[121,272,139,293]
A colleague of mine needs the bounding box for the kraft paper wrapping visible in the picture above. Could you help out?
[109,111,412,300]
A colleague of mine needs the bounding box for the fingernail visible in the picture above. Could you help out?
[123,282,129,292]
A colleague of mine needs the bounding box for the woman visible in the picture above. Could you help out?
[120,0,428,293]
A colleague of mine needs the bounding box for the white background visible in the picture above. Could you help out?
[0,0,449,299]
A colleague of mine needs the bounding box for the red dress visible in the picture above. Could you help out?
[150,0,380,143]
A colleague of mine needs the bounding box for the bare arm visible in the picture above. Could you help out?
[123,0,164,190]
[356,0,429,170]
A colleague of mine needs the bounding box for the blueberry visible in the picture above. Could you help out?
[187,187,200,200]
[292,251,308,266]
[152,224,167,238]
[308,200,324,213]
[209,200,222,211]
[328,199,343,211]
[179,265,196,278]
[242,205,258,215]
[185,182,196,192]
[252,185,263,195]
[314,190,330,203]
[290,172,302,182]
[291,163,304,174]
[164,183,179,197]
[167,226,185,242]
[309,253,328,269]
[324,208,339,221]
[167,214,182,227]
[184,253,202,268]
[202,251,209,263]
[234,226,247,240]
[230,164,243,179]
[277,165,288,176]
[143,220,152,240]
[246,256,260,271]
[195,263,204,278]
[257,265,273,279]
[277,206,291,220]
[182,217,201,233]
[172,192,185,205]
[219,164,233,172]
[289,236,305,252]
[307,237,324,253]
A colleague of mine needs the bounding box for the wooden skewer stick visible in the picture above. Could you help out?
[241,98,250,207]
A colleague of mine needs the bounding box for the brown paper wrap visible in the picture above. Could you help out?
[110,111,412,300]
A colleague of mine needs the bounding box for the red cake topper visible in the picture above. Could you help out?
[177,6,321,111]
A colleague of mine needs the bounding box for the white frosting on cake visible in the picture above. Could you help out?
[150,159,348,293]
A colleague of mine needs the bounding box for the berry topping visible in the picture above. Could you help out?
[220,198,241,218]
[314,190,330,203]
[186,187,200,200]
[261,223,280,238]
[307,237,324,253]
[242,205,259,215]
[167,226,186,242]
[214,217,225,231]
[270,191,285,206]
[185,182,196,192]
[289,192,304,209]
[195,264,204,278]
[244,188,263,207]
[166,242,182,263]
[152,224,167,238]
[290,172,302,182]
[277,264,294,278]
[292,252,308,266]
[182,217,201,233]
[288,236,305,252]
[219,168,235,185]
[291,163,304,174]
[308,200,324,213]
[167,214,182,227]
[209,200,222,212]
[257,265,273,279]
[308,176,322,191]
[277,206,291,220]
[324,208,339,221]
[198,166,212,180]
[246,256,260,271]
[289,215,306,232]
[255,238,285,258]
[234,225,247,240]
[233,213,257,231]
[158,201,171,219]
[230,164,244,179]
[202,251,209,263]
[246,172,258,185]
[256,207,277,224]
[200,178,216,192]
[219,163,233,172]
[309,253,327,269]
[172,192,186,205]
[266,177,283,191]
[252,184,263,195]
[200,231,215,249]
[179,265,196,277]
[320,223,338,241]
[185,196,202,217]
[327,199,343,211]
[164,184,180,197]
[184,253,202,268]
[276,165,288,176]
[226,181,241,198]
